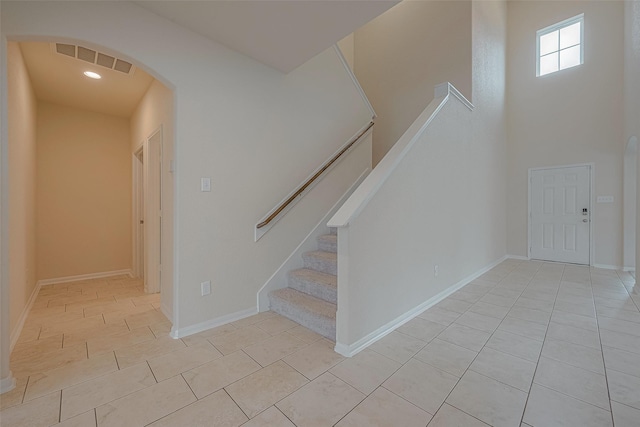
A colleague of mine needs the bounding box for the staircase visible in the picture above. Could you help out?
[268,228,337,340]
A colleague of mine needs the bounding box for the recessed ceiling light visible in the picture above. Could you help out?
[83,71,101,79]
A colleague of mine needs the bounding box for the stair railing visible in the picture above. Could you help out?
[255,121,374,241]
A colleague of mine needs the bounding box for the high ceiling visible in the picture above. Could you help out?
[19,41,154,118]
[134,0,399,73]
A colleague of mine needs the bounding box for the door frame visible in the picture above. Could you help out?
[132,147,144,279]
[527,163,594,265]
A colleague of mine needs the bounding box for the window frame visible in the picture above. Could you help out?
[536,13,584,77]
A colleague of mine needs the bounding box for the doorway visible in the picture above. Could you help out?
[529,164,592,265]
[623,137,637,271]
[133,127,163,294]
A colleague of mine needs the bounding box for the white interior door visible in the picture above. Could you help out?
[530,165,590,264]
[144,129,162,294]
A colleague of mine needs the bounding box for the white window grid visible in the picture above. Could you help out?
[536,13,584,77]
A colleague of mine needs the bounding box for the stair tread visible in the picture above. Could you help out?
[303,250,337,261]
[290,268,336,287]
[269,288,336,319]
[317,234,337,243]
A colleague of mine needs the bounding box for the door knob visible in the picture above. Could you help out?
[583,219,588,223]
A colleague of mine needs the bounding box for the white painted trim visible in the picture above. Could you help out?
[10,282,41,352]
[434,82,473,111]
[593,264,623,271]
[507,255,531,261]
[333,44,376,120]
[255,124,373,241]
[335,255,508,357]
[37,269,133,287]
[527,163,594,266]
[623,266,635,272]
[0,374,16,394]
[329,82,473,228]
[170,307,256,339]
[256,168,370,311]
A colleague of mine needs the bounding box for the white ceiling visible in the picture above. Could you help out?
[134,0,399,73]
[19,42,154,118]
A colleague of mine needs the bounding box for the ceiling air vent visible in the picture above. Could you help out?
[52,43,136,76]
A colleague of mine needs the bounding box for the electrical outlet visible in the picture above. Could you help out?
[434,265,439,277]
[201,177,211,192]
[201,280,211,296]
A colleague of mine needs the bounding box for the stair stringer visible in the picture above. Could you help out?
[257,168,370,311]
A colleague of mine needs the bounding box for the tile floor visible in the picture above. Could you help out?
[1,260,639,426]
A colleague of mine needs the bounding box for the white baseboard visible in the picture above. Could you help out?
[169,307,256,339]
[37,269,133,287]
[335,255,509,357]
[506,255,530,261]
[622,266,635,273]
[257,168,370,312]
[593,264,622,271]
[10,282,41,352]
[0,374,16,394]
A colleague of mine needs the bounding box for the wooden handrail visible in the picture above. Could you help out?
[257,122,374,229]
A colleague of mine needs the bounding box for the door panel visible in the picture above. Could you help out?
[530,165,590,264]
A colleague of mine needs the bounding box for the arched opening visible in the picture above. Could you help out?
[624,136,638,272]
[1,36,176,393]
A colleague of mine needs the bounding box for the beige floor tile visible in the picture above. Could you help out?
[16,325,42,343]
[534,356,609,410]
[182,350,261,398]
[0,376,27,410]
[149,321,172,338]
[446,370,527,427]
[542,338,605,374]
[599,316,640,337]
[397,317,446,342]
[497,316,547,341]
[129,293,161,307]
[0,391,61,427]
[231,311,277,329]
[428,403,489,427]
[11,343,88,378]
[437,323,491,352]
[436,298,472,314]
[336,386,431,427]
[122,308,169,330]
[85,326,155,357]
[47,292,99,307]
[368,331,426,364]
[602,346,640,378]
[418,306,462,326]
[148,389,247,427]
[64,297,119,312]
[226,360,308,418]
[479,293,517,308]
[39,315,106,339]
[283,338,344,380]
[454,311,502,333]
[469,347,536,392]
[60,362,156,420]
[209,325,271,355]
[600,329,640,354]
[276,373,365,427]
[595,297,638,312]
[243,332,308,367]
[180,323,238,346]
[554,299,597,317]
[115,335,186,369]
[82,300,136,318]
[467,301,510,319]
[611,401,640,427]
[449,290,483,304]
[507,306,551,325]
[62,321,129,355]
[550,310,598,331]
[95,375,196,427]
[597,305,640,323]
[12,334,64,359]
[523,384,612,427]
[546,322,601,349]
[25,352,118,402]
[56,410,97,427]
[607,369,640,410]
[285,325,324,344]
[513,296,553,313]
[255,315,299,335]
[329,348,401,394]
[383,358,458,414]
[414,338,477,378]
[240,406,294,427]
[148,340,222,381]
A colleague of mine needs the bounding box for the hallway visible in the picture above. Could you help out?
[0,260,638,426]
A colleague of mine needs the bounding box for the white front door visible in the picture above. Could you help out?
[530,165,590,264]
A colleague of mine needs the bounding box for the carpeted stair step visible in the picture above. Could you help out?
[317,234,337,253]
[269,288,336,340]
[288,268,337,304]
[302,251,337,275]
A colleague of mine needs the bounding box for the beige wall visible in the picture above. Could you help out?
[506,1,624,267]
[130,79,174,316]
[354,0,472,165]
[36,102,132,280]
[7,42,37,337]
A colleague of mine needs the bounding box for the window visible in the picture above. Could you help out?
[537,14,584,77]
